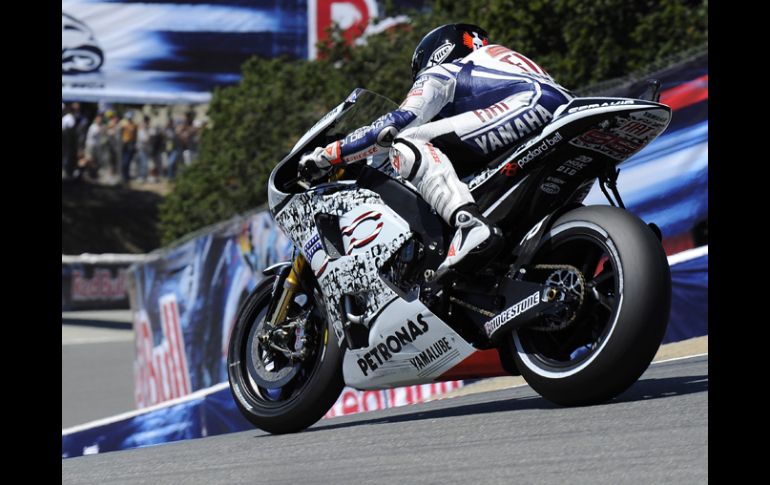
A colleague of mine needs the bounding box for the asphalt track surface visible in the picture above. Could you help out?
[62,354,707,484]
[62,311,135,427]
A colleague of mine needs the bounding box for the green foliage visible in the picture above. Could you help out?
[159,57,348,243]
[435,0,708,87]
[159,0,707,244]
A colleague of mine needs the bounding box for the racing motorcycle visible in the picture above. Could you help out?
[228,84,672,434]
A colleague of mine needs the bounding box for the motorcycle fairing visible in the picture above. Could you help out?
[342,298,477,389]
[466,98,671,222]
[273,185,413,344]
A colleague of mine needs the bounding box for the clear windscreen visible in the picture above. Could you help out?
[271,89,400,195]
[326,90,399,139]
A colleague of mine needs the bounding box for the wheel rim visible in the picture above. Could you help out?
[513,222,624,377]
[234,285,328,408]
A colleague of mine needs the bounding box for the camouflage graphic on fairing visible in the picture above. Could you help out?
[274,187,413,342]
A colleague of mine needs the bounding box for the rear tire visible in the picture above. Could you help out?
[510,205,671,405]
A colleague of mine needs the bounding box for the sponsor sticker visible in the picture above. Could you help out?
[303,232,323,261]
[357,314,430,376]
[472,105,554,155]
[569,129,643,160]
[555,154,593,176]
[409,336,453,371]
[428,41,455,68]
[342,210,384,254]
[517,131,563,167]
[567,99,634,114]
[483,291,541,337]
[540,182,560,194]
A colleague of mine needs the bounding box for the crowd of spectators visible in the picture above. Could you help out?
[62,102,206,184]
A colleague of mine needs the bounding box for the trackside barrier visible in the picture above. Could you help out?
[62,254,151,311]
[663,245,708,343]
[62,381,464,458]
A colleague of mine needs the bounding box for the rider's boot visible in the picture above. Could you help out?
[435,203,503,279]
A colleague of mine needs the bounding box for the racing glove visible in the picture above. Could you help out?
[298,142,341,182]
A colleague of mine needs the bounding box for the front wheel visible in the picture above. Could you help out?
[227,270,344,433]
[509,205,671,406]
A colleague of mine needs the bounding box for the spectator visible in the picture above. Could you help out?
[73,102,90,159]
[189,118,206,164]
[136,115,152,183]
[165,119,183,180]
[105,112,121,183]
[84,113,104,180]
[62,103,78,179]
[120,111,138,183]
[179,111,197,167]
[149,120,165,183]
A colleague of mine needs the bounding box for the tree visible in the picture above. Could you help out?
[159,57,349,243]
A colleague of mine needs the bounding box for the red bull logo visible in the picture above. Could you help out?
[134,294,192,408]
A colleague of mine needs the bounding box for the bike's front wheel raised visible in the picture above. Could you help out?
[227,266,344,434]
[509,205,671,406]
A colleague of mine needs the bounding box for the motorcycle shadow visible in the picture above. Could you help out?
[612,373,708,403]
[304,374,708,433]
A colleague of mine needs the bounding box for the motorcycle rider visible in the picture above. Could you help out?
[299,24,573,278]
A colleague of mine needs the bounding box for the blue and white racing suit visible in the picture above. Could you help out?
[322,44,573,224]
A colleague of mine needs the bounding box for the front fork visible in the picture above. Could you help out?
[267,255,307,328]
[267,167,343,327]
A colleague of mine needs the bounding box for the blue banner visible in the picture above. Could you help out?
[62,0,309,103]
[663,249,708,344]
[62,386,228,458]
[127,211,294,408]
[583,53,708,243]
[62,0,401,103]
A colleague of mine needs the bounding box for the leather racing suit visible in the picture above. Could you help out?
[303,44,573,275]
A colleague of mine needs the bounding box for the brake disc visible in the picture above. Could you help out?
[246,317,303,389]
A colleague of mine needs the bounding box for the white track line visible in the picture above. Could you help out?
[431,352,709,401]
[62,382,230,435]
[667,245,708,265]
[653,352,708,364]
[62,336,134,345]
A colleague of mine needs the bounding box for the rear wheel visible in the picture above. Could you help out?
[509,205,671,405]
[227,272,344,433]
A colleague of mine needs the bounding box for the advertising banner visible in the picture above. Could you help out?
[62,255,149,311]
[62,263,128,311]
[128,210,294,407]
[63,380,464,458]
[663,247,708,344]
[62,0,385,103]
[583,53,708,244]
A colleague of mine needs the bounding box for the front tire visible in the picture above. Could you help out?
[510,205,671,406]
[227,273,344,433]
